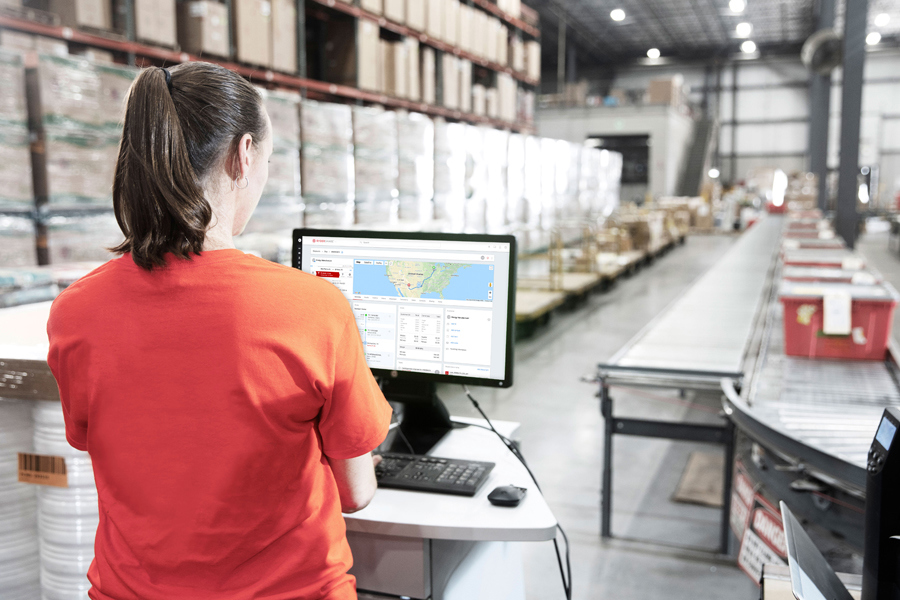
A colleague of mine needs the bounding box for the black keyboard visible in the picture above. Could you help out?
[374,453,495,497]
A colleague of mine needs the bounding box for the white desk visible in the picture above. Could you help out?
[347,419,558,600]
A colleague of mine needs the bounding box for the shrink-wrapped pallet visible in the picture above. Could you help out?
[523,135,542,231]
[506,133,526,227]
[433,119,466,232]
[484,128,509,234]
[397,111,434,224]
[463,125,487,233]
[352,106,398,226]
[0,49,27,126]
[300,100,354,228]
[259,89,301,207]
[0,215,37,268]
[45,211,123,264]
[44,126,120,208]
[236,203,304,265]
[539,138,557,230]
[0,125,34,210]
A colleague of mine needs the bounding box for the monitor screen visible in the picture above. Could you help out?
[293,230,516,387]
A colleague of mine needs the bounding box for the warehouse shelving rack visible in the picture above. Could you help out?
[0,0,537,133]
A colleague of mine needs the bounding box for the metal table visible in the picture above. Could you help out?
[596,216,785,554]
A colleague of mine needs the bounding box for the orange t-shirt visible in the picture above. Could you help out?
[46,249,392,600]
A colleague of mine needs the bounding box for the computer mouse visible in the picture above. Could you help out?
[488,485,527,507]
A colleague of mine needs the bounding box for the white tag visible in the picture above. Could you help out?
[211,15,220,26]
[818,230,835,239]
[260,1,272,16]
[823,292,852,335]
[851,272,877,285]
[783,239,801,250]
[817,221,830,230]
[852,327,868,345]
[189,2,208,17]
[842,257,864,270]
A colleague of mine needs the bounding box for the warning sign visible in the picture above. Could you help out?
[737,494,787,584]
[729,461,755,539]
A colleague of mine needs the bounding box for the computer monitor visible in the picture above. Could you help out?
[781,501,855,600]
[293,229,517,453]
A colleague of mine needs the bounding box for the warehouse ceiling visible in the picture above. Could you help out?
[526,0,900,70]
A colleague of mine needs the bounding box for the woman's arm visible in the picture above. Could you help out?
[327,453,381,514]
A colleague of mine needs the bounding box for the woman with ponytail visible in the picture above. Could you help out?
[46,62,392,600]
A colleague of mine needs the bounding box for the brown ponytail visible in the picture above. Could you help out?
[111,62,268,270]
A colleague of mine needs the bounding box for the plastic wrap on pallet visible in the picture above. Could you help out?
[44,126,120,208]
[259,88,301,150]
[463,125,487,233]
[552,140,579,220]
[0,214,37,268]
[0,49,27,126]
[578,147,601,217]
[506,133,525,227]
[352,106,398,226]
[484,128,509,234]
[433,118,466,232]
[300,100,353,228]
[95,62,138,129]
[604,150,623,213]
[45,211,123,264]
[523,135,542,231]
[0,125,34,209]
[539,138,556,230]
[397,111,434,224]
[236,203,303,265]
[34,55,103,128]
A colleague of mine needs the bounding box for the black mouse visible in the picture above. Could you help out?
[488,485,527,507]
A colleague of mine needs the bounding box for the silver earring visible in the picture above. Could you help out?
[234,176,249,190]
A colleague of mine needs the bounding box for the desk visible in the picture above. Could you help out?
[347,419,558,600]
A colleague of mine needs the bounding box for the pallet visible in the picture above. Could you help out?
[515,289,567,322]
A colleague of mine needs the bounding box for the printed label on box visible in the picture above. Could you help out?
[189,2,208,17]
[17,452,68,488]
[823,292,852,335]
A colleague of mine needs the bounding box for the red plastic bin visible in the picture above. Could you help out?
[781,238,846,251]
[779,281,899,360]
[782,249,865,269]
[782,267,880,284]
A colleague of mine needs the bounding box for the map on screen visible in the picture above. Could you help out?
[353,261,495,302]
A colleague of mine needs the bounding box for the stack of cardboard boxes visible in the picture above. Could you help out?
[300,99,355,228]
[433,119,467,231]
[352,106,399,226]
[397,111,435,224]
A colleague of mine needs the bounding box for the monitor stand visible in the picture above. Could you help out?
[381,379,455,455]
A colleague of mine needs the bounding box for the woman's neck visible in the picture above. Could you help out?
[202,183,237,251]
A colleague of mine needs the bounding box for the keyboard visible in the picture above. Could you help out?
[374,453,495,497]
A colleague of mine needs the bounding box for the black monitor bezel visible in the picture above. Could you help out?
[292,228,517,388]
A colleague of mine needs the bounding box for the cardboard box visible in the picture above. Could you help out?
[440,53,458,109]
[484,17,499,63]
[360,0,382,14]
[71,47,115,63]
[458,4,472,53]
[426,0,443,40]
[384,0,403,22]
[234,0,271,67]
[178,1,229,58]
[406,0,425,31]
[525,40,540,80]
[135,0,176,47]
[406,37,420,101]
[270,0,296,72]
[647,76,684,106]
[357,19,381,91]
[383,40,407,98]
[470,10,485,58]
[497,24,508,66]
[486,87,498,118]
[0,30,68,56]
[458,59,471,112]
[421,46,435,105]
[472,83,485,116]
[46,0,111,30]
[443,0,459,46]
[511,36,524,72]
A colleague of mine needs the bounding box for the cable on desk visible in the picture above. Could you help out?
[462,385,573,600]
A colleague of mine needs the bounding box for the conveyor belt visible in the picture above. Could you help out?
[601,216,783,385]
[723,270,900,495]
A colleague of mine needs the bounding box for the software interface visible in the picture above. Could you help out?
[297,235,512,381]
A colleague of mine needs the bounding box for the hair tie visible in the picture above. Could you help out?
[161,67,173,93]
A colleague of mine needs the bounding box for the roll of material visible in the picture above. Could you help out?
[32,401,98,598]
[0,399,40,596]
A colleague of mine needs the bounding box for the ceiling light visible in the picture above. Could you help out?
[741,40,757,53]
[610,8,626,21]
[736,22,753,37]
[874,13,890,27]
[709,168,721,179]
[647,48,661,59]
[867,32,882,45]
[729,0,746,12]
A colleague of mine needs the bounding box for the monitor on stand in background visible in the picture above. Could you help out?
[293,230,517,455]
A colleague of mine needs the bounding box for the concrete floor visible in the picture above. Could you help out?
[439,234,760,600]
